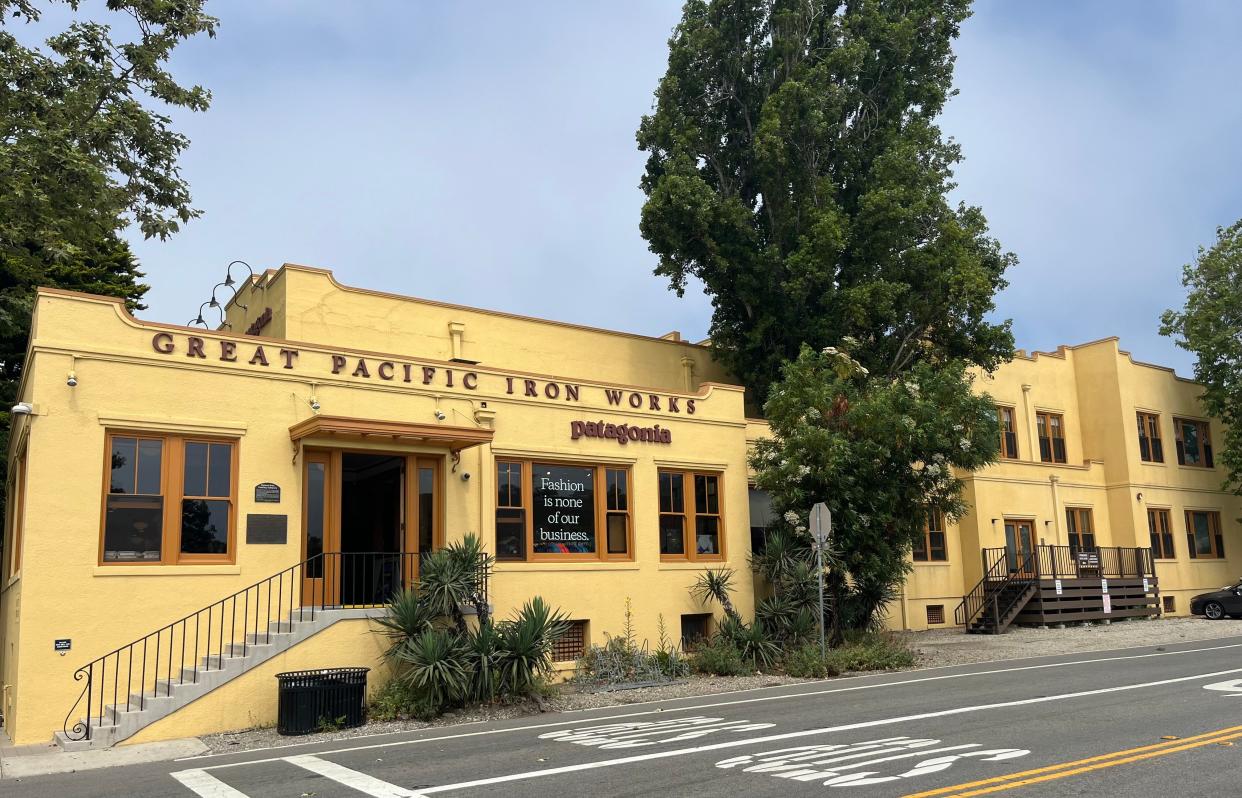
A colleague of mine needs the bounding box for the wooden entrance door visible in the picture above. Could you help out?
[301,450,442,607]
[1004,519,1036,577]
[301,450,338,606]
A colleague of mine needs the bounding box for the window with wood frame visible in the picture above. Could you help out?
[102,432,237,564]
[1036,411,1066,463]
[493,460,631,562]
[5,452,26,579]
[659,470,725,561]
[1174,417,1214,468]
[912,510,947,562]
[1136,412,1163,463]
[1147,508,1174,559]
[996,406,1019,459]
[1065,507,1096,552]
[1185,509,1225,559]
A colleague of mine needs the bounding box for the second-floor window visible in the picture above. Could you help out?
[997,406,1019,459]
[1186,510,1224,559]
[1036,412,1066,463]
[1136,412,1163,463]
[1174,418,1214,468]
[1065,507,1095,551]
[912,510,947,562]
[1148,508,1174,559]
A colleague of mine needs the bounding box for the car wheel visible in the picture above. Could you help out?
[1204,601,1225,620]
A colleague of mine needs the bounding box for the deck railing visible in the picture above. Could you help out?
[982,545,1155,581]
[63,550,489,743]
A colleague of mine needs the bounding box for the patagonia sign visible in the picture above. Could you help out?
[570,420,672,446]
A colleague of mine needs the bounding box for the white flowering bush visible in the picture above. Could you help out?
[750,344,1002,633]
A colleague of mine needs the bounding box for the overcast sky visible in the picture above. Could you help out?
[111,1,1242,377]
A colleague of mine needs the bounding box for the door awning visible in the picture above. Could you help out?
[289,415,493,450]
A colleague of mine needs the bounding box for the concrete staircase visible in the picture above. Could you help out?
[55,608,382,751]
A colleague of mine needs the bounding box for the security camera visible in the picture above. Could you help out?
[309,398,321,412]
[10,402,32,416]
[434,410,446,421]
[461,472,471,482]
[67,372,78,387]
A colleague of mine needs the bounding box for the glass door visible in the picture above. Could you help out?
[404,457,441,586]
[1004,519,1035,577]
[301,450,338,606]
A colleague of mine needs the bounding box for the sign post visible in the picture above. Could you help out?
[810,502,832,660]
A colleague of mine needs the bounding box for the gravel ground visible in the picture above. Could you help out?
[198,616,1241,754]
[901,615,1241,668]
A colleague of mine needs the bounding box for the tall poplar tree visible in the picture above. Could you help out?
[638,0,1013,405]
[0,0,216,511]
[639,0,1016,632]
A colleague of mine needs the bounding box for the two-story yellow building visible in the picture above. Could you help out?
[0,263,1238,749]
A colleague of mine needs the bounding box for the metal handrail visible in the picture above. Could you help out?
[954,551,1013,626]
[988,551,1039,629]
[62,550,489,742]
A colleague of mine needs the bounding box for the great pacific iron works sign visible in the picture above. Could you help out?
[150,331,701,414]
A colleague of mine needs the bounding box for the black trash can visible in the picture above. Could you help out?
[275,667,369,735]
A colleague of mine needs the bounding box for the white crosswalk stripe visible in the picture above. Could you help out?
[284,753,427,797]
[170,768,251,798]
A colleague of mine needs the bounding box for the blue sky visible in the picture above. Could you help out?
[94,1,1242,377]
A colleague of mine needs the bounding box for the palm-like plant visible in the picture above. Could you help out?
[417,548,476,634]
[396,628,470,712]
[374,588,437,660]
[464,622,503,703]
[691,568,741,624]
[498,597,569,695]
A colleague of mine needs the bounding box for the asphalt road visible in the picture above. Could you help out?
[8,635,1242,798]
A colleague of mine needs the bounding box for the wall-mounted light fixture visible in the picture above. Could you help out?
[1136,492,1144,502]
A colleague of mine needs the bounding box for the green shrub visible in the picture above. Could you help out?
[719,617,781,670]
[822,634,915,673]
[781,644,841,679]
[369,678,439,721]
[690,637,748,676]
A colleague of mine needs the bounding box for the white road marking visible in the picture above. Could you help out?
[174,641,1242,773]
[284,754,427,797]
[1203,678,1242,696]
[412,665,1242,793]
[170,768,250,798]
[539,716,775,749]
[717,738,1030,787]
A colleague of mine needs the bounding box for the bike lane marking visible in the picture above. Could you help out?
[900,724,1242,797]
[409,665,1242,794]
[175,640,1242,771]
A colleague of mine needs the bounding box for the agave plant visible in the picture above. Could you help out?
[373,588,437,661]
[690,568,741,624]
[726,620,781,670]
[754,594,795,638]
[464,622,503,703]
[443,534,495,627]
[497,597,569,696]
[396,628,470,712]
[417,548,476,634]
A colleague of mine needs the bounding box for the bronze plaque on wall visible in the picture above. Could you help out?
[247,514,288,544]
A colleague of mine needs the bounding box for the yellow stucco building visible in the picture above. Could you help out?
[0,264,1237,748]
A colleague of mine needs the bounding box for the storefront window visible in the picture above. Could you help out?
[104,436,165,561]
[101,432,236,564]
[658,469,725,561]
[495,460,630,561]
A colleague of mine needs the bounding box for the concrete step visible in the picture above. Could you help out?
[58,607,383,751]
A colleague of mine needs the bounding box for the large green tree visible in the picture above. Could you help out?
[638,0,1013,405]
[0,0,216,510]
[641,0,1015,633]
[751,346,999,633]
[1160,219,1242,494]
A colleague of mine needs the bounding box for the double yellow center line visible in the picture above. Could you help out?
[902,725,1242,798]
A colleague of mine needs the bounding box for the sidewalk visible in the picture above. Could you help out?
[0,728,207,780]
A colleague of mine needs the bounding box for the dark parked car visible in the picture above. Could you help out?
[1190,579,1242,620]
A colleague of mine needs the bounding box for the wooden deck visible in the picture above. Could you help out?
[1013,576,1159,626]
